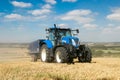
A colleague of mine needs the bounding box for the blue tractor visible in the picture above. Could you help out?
[29,24,92,63]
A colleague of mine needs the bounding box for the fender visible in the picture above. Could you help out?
[43,40,53,49]
[62,36,80,48]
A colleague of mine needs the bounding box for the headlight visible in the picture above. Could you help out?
[71,39,76,46]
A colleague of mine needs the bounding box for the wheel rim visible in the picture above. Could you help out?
[56,51,62,63]
[41,49,46,61]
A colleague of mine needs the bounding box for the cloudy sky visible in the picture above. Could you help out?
[0,0,120,43]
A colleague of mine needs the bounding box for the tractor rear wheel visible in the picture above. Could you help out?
[55,47,73,63]
[78,46,92,63]
[85,47,92,62]
[40,44,52,62]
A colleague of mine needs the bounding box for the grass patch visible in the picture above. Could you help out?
[90,45,120,57]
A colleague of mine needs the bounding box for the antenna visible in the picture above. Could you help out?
[54,24,57,28]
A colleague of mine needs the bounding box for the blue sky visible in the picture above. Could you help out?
[0,0,120,43]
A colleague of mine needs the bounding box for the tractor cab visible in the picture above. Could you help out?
[48,28,72,40]
[46,24,79,47]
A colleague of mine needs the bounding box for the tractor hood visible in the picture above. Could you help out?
[62,36,80,48]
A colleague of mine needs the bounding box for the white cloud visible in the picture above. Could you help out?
[100,26,120,42]
[107,8,120,21]
[12,26,25,31]
[44,0,56,5]
[102,27,112,34]
[4,13,48,22]
[102,26,120,34]
[62,0,77,2]
[34,15,47,20]
[17,27,24,31]
[11,1,32,8]
[28,3,52,17]
[60,9,94,24]
[42,4,52,9]
[83,24,97,29]
[30,9,51,16]
[4,14,23,19]
[58,23,68,28]
[67,9,91,16]
[107,23,115,27]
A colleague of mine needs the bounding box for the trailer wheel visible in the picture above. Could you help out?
[31,54,38,62]
[55,47,72,63]
[78,46,92,63]
[40,44,52,62]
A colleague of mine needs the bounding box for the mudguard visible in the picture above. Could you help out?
[62,36,80,48]
[43,40,53,49]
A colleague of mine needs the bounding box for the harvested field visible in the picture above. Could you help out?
[0,48,30,62]
[0,47,120,80]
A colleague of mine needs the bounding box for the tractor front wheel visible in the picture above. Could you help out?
[55,47,73,63]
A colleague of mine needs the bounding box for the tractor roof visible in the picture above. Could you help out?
[49,28,71,31]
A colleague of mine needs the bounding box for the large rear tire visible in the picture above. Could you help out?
[55,47,73,63]
[40,44,52,62]
[78,46,92,63]
[85,47,92,62]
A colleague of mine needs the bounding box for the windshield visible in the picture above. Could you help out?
[48,29,72,41]
[59,30,71,38]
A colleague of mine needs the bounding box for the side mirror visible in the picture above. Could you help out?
[45,28,49,31]
[46,28,49,34]
[76,29,79,33]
